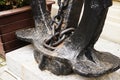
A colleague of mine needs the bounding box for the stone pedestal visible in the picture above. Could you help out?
[6,38,120,80]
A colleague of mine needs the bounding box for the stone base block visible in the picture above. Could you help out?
[6,38,120,80]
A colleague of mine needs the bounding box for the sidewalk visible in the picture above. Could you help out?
[0,56,6,68]
[0,56,6,80]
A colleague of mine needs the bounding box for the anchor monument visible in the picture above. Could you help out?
[16,0,120,77]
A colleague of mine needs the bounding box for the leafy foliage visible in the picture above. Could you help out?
[0,0,30,11]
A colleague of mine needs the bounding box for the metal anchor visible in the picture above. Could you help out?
[16,0,120,77]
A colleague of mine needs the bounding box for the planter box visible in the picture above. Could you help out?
[0,1,55,57]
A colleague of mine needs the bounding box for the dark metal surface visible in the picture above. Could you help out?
[16,0,120,77]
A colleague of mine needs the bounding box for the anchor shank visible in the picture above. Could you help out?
[62,0,83,29]
[71,0,112,49]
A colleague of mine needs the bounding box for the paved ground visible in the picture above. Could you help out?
[0,56,6,68]
[0,56,6,80]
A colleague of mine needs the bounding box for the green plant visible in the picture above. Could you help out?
[0,0,30,11]
[0,0,5,5]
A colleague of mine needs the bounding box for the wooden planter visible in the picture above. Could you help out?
[0,1,55,57]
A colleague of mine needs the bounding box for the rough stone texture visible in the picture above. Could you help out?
[6,38,120,80]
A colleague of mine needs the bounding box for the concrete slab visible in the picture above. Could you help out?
[0,70,16,80]
[6,38,120,80]
[0,66,17,80]
[6,45,34,78]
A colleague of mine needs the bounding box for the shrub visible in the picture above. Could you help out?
[0,0,30,11]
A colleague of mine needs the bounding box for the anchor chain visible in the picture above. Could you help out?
[43,0,74,51]
[51,0,69,34]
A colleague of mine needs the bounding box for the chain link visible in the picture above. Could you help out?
[43,0,74,51]
[43,28,75,51]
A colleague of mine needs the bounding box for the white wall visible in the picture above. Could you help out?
[101,1,120,44]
